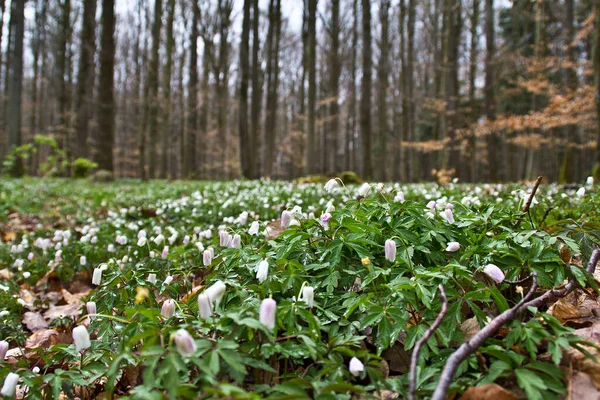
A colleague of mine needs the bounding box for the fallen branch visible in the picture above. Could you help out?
[429,248,600,400]
[409,284,448,400]
[430,273,538,400]
[524,247,600,310]
[516,176,543,228]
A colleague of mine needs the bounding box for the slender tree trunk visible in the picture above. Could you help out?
[467,0,479,181]
[95,0,116,172]
[485,0,498,181]
[399,0,407,181]
[250,0,262,178]
[239,0,252,178]
[74,0,97,160]
[57,0,71,160]
[444,0,462,172]
[595,0,600,173]
[348,0,359,172]
[377,0,390,181]
[161,0,175,179]
[146,0,162,178]
[216,0,233,179]
[306,0,318,174]
[6,0,24,177]
[361,0,374,179]
[184,1,199,178]
[199,36,212,178]
[406,0,415,181]
[328,0,341,174]
[263,0,282,177]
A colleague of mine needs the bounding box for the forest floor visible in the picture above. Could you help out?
[1,178,600,399]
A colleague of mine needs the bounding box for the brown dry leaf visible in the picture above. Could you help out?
[382,343,410,374]
[43,303,82,321]
[61,289,84,306]
[181,285,204,303]
[566,323,600,389]
[458,384,517,400]
[22,312,49,332]
[461,317,481,341]
[0,268,13,280]
[571,372,600,399]
[24,329,70,349]
[266,220,284,240]
[3,231,16,242]
[19,289,36,309]
[548,298,581,323]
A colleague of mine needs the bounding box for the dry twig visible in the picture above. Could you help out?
[409,284,448,400]
[516,176,543,228]
[430,273,538,400]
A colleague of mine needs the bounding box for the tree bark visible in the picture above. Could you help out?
[263,0,282,177]
[328,0,341,174]
[6,0,24,177]
[250,0,262,178]
[184,1,199,178]
[239,0,253,178]
[306,0,318,174]
[57,0,72,159]
[146,0,162,179]
[361,0,374,179]
[485,0,498,181]
[377,0,390,181]
[160,0,175,179]
[95,0,116,172]
[74,0,97,160]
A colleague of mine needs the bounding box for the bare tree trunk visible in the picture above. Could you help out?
[239,0,253,178]
[184,1,199,178]
[57,0,71,162]
[328,0,341,174]
[348,0,359,172]
[595,0,600,174]
[467,0,479,182]
[377,0,390,181]
[250,0,262,178]
[215,0,233,179]
[95,0,116,173]
[263,0,282,177]
[161,0,175,179]
[485,0,498,181]
[306,0,318,175]
[146,0,162,178]
[74,0,97,160]
[406,0,415,181]
[6,0,24,177]
[361,0,374,179]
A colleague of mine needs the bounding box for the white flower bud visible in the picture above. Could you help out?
[86,302,97,321]
[1,373,19,397]
[259,298,277,330]
[92,268,102,286]
[483,264,505,283]
[161,299,176,318]
[72,326,91,352]
[300,286,314,308]
[384,239,397,262]
[445,242,460,252]
[197,293,213,319]
[173,329,196,357]
[256,260,269,283]
[349,357,364,377]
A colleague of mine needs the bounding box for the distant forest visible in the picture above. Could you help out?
[0,0,599,182]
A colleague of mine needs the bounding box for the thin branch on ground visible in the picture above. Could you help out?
[430,273,538,400]
[429,248,600,400]
[524,248,600,309]
[516,176,543,228]
[504,274,534,285]
[409,284,448,400]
